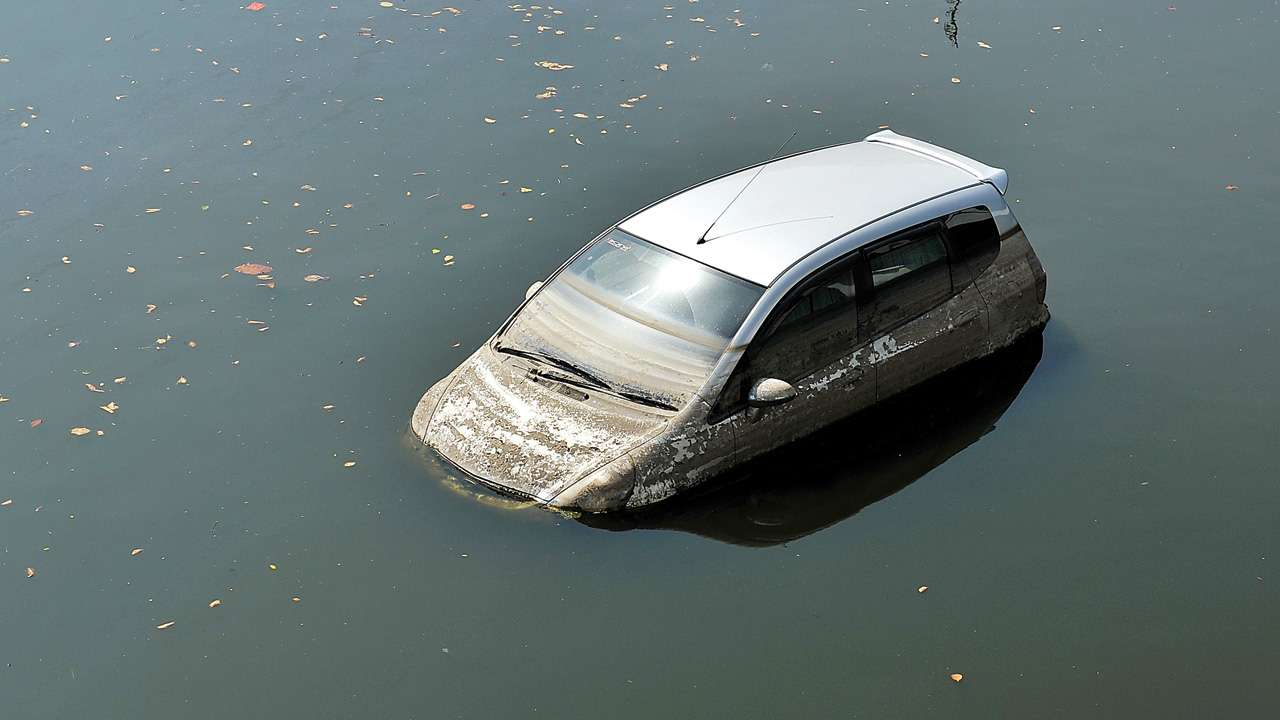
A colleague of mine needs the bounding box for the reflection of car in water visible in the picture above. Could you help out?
[410,130,1049,513]
[578,334,1043,545]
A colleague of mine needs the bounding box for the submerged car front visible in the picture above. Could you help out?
[410,229,762,511]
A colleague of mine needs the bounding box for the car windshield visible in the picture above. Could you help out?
[498,230,764,408]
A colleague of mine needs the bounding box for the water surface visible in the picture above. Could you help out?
[3,1,1279,717]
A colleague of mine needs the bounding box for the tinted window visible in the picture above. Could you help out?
[944,207,999,286]
[713,262,857,417]
[864,226,952,333]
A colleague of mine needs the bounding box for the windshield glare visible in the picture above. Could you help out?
[500,230,764,407]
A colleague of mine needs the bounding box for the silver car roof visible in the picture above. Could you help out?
[618,130,1008,286]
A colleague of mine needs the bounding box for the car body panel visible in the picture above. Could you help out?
[618,140,981,286]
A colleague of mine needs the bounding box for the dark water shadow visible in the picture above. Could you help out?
[580,333,1044,546]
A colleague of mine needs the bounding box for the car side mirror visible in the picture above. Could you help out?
[525,281,544,301]
[748,378,797,409]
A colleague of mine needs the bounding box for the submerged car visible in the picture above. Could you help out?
[411,130,1049,513]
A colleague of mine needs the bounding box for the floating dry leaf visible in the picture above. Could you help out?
[16,209,34,217]
[534,60,575,71]
[126,266,137,274]
[100,401,119,414]
[144,208,161,214]
[70,427,91,436]
[246,1,266,10]
[85,383,105,393]
[0,498,11,507]
[951,77,961,84]
[80,164,93,172]
[26,567,36,579]
[950,673,964,683]
[268,563,278,571]
[519,187,532,193]
[977,41,992,49]
[303,274,330,283]
[343,460,356,468]
[459,203,476,210]
[1225,184,1240,191]
[114,377,127,384]
[235,263,273,275]
[176,377,189,385]
[292,596,301,603]
[304,227,320,235]
[156,621,175,630]
[656,63,669,71]
[131,547,143,556]
[30,418,43,428]
[917,585,929,593]
[483,116,497,124]
[209,598,222,608]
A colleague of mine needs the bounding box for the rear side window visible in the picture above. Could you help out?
[944,206,1000,286]
[864,225,952,333]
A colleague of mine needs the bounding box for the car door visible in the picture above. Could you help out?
[711,258,878,467]
[859,219,988,401]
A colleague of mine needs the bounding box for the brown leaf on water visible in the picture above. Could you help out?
[114,377,127,384]
[268,563,278,571]
[131,547,143,556]
[176,377,189,385]
[156,621,175,630]
[26,567,36,579]
[126,266,137,274]
[655,63,669,71]
[483,116,497,124]
[303,274,330,282]
[17,209,34,217]
[234,263,273,275]
[950,673,964,683]
[1225,184,1240,191]
[146,304,158,314]
[343,460,357,468]
[30,418,43,428]
[209,598,222,608]
[917,585,929,593]
[70,427,91,436]
[534,60,575,71]
[100,401,119,414]
[86,383,105,393]
[459,202,476,210]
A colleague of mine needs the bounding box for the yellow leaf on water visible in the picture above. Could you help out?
[268,563,278,571]
[131,547,143,556]
[459,203,476,210]
[519,187,532,193]
[26,567,36,579]
[292,596,301,603]
[156,621,175,630]
[951,77,961,84]
[950,673,964,683]
[303,274,330,282]
[655,63,669,71]
[343,460,357,468]
[483,117,497,124]
[100,401,119,414]
[209,599,222,608]
[534,60,575,71]
[176,377,189,385]
[17,209,34,217]
[69,427,91,436]
[144,208,161,214]
[126,266,137,274]
[917,585,929,593]
[379,1,394,6]
[114,377,127,384]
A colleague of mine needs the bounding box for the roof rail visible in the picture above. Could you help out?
[865,129,1008,195]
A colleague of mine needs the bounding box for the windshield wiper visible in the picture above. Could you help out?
[493,344,611,390]
[613,389,679,411]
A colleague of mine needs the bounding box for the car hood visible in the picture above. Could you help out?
[423,347,665,502]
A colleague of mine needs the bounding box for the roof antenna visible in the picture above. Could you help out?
[697,130,798,245]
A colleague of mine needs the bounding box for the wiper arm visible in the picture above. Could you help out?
[614,389,679,411]
[493,344,611,390]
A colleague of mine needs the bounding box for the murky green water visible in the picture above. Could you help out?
[4,1,1279,717]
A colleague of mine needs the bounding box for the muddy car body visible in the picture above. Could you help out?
[411,130,1049,512]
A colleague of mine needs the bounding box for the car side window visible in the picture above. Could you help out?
[711,262,857,418]
[944,206,1000,286]
[864,225,952,333]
